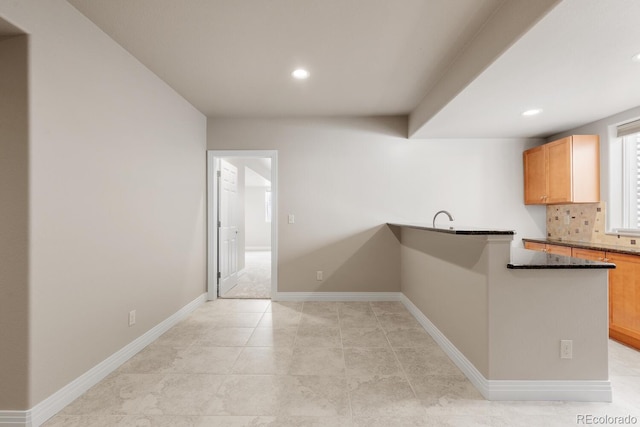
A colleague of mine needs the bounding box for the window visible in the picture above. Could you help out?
[610,119,640,233]
[621,132,640,229]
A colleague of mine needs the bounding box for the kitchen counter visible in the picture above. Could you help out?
[390,224,609,269]
[394,223,610,401]
[508,248,615,269]
[388,222,515,235]
[523,237,640,256]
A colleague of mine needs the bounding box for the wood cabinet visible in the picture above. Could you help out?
[523,135,600,205]
[523,145,547,204]
[570,247,640,349]
[523,241,546,252]
[523,241,572,256]
[571,248,606,261]
[606,252,640,349]
[546,243,572,256]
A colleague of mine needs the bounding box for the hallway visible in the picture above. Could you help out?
[221,251,271,299]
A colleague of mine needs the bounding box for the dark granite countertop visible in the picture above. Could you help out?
[522,237,640,256]
[508,249,615,269]
[388,223,515,236]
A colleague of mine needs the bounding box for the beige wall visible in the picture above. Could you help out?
[0,34,29,410]
[400,228,490,374]
[208,117,545,293]
[0,0,207,408]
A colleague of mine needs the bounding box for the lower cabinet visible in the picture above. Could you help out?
[606,252,640,349]
[523,241,572,256]
[571,248,605,261]
[523,241,546,252]
[570,247,640,350]
[546,244,572,257]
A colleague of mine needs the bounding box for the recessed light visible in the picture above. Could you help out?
[632,52,640,62]
[291,68,310,80]
[522,108,543,116]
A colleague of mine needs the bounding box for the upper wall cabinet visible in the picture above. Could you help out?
[523,135,600,205]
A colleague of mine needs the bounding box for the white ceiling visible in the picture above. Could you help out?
[414,0,640,138]
[67,0,640,139]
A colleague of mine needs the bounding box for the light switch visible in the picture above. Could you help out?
[288,214,295,224]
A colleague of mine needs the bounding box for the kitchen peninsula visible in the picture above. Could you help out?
[389,223,614,402]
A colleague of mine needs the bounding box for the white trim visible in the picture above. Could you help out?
[207,150,278,300]
[273,292,402,302]
[400,294,489,394]
[0,411,31,426]
[400,294,612,402]
[485,379,612,402]
[206,152,218,301]
[0,294,207,427]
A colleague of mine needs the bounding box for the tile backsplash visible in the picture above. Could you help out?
[546,202,639,248]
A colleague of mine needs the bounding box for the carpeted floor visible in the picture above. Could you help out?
[221,251,271,299]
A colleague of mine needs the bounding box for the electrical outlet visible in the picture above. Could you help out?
[288,214,295,224]
[560,340,572,359]
[564,215,571,225]
[128,310,136,327]
[316,271,323,281]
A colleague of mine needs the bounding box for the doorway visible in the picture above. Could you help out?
[207,150,277,300]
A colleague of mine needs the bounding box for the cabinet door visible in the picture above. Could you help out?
[523,241,546,251]
[607,252,640,349]
[571,135,600,203]
[546,244,572,256]
[546,137,573,204]
[523,146,547,204]
[572,248,605,261]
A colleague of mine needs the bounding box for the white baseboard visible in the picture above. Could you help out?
[484,379,612,401]
[0,293,207,427]
[0,411,31,427]
[272,291,402,302]
[400,294,612,402]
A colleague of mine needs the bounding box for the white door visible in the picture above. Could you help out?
[218,159,239,295]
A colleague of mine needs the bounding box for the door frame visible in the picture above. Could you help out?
[207,150,278,300]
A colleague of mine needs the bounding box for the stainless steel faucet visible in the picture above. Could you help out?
[433,210,454,228]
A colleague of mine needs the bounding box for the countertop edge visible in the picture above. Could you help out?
[508,250,616,269]
[388,223,515,236]
[507,263,616,270]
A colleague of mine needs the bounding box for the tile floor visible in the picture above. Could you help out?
[221,251,271,299]
[44,300,640,426]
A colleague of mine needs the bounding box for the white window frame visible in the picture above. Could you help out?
[608,118,640,235]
